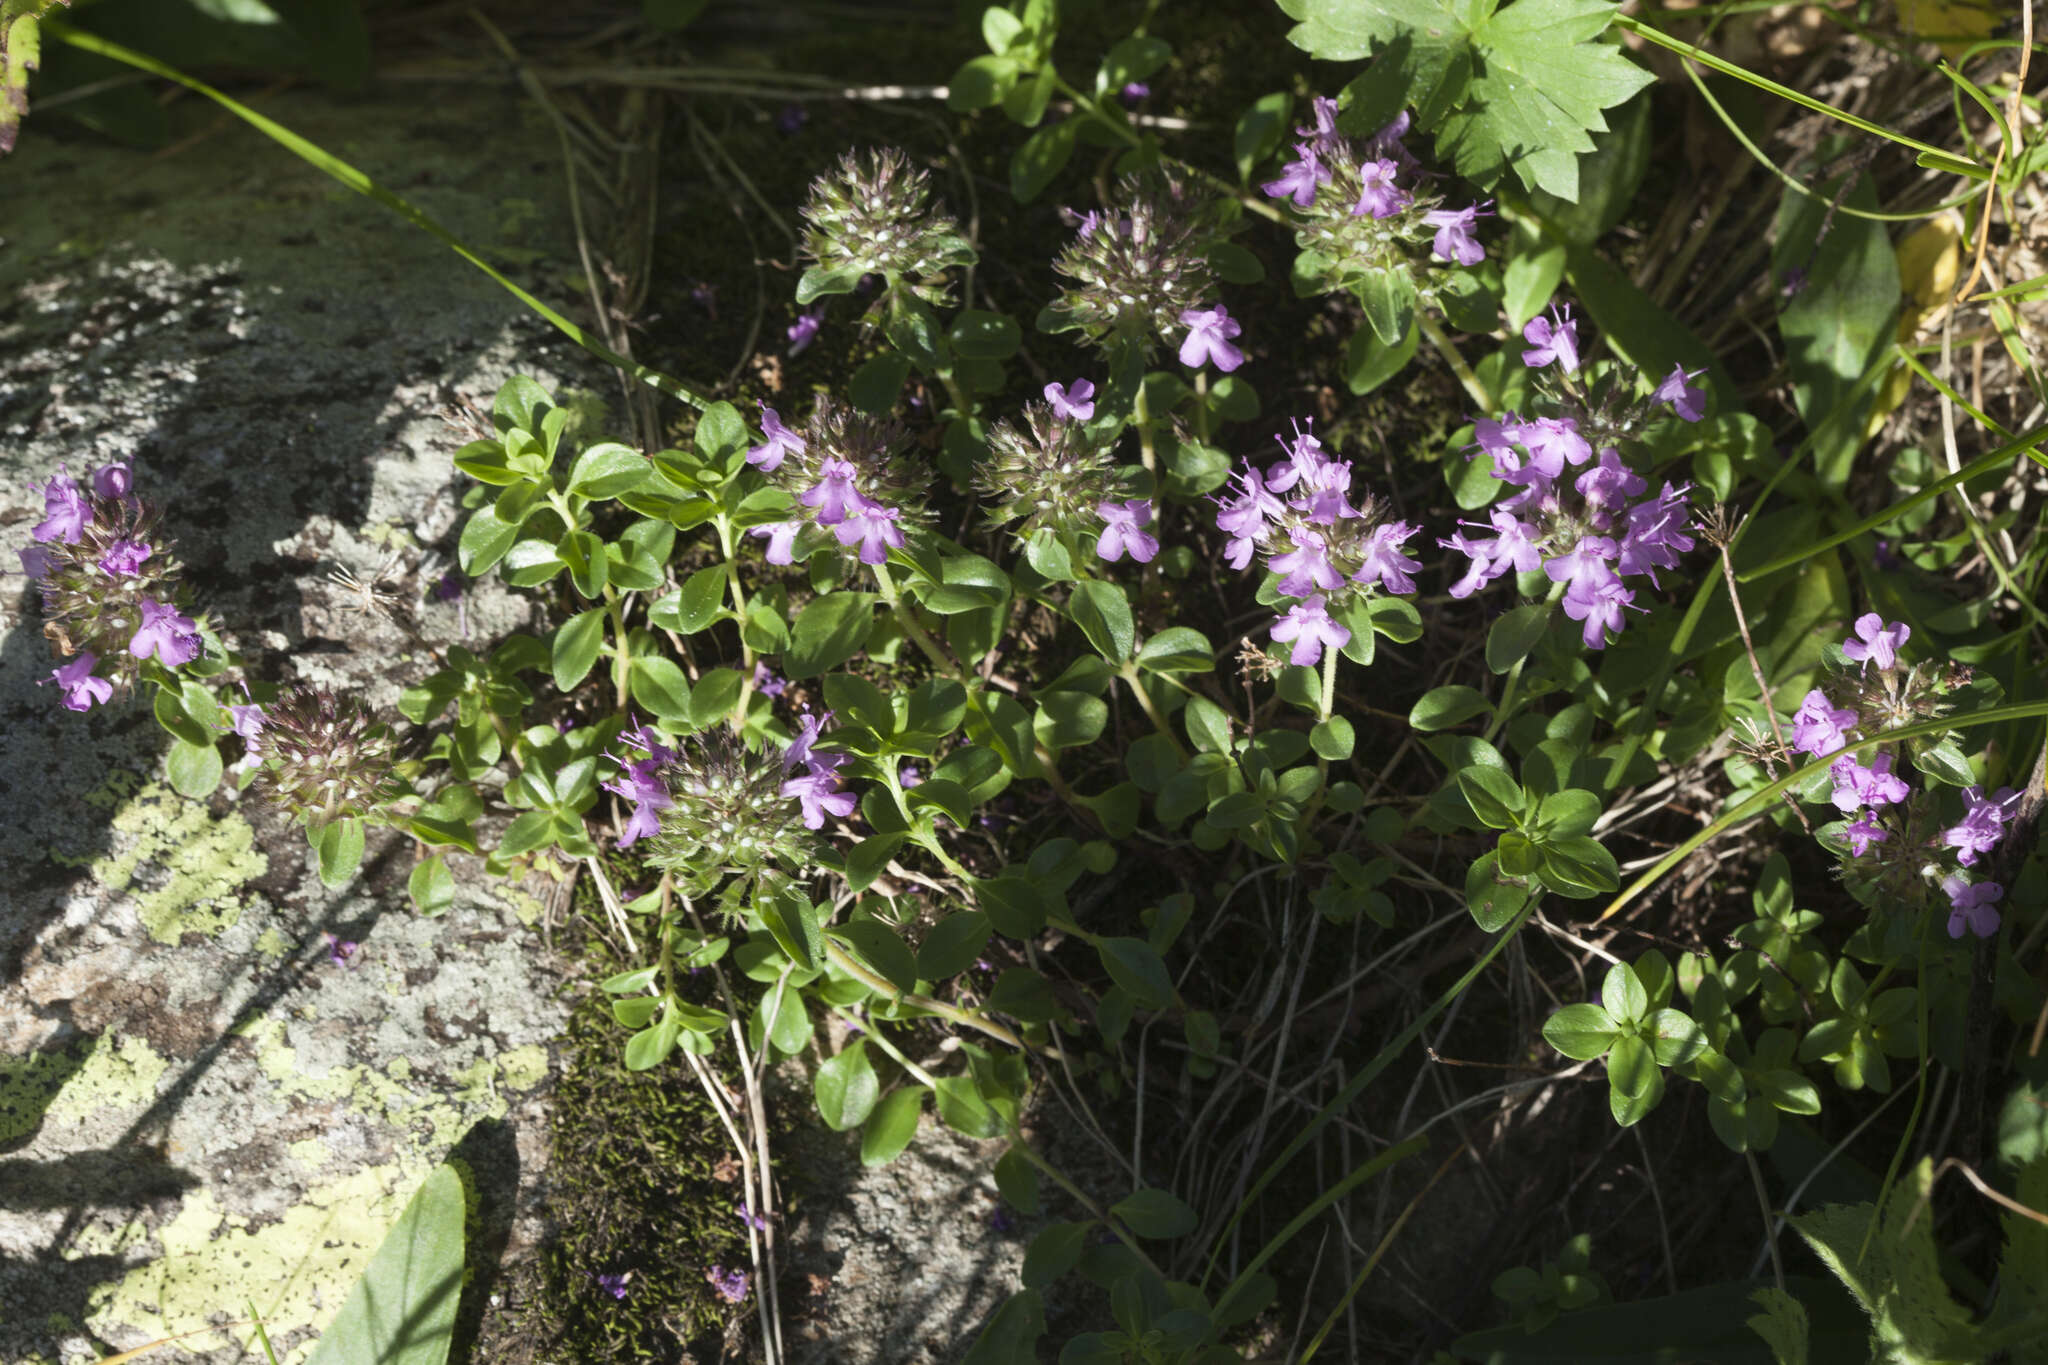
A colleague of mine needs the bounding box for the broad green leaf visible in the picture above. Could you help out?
[629,656,692,720]
[1070,579,1135,661]
[1603,960,1647,1024]
[950,309,1023,360]
[1111,1187,1197,1239]
[1357,266,1417,344]
[557,529,607,599]
[166,738,222,799]
[1410,684,1490,731]
[312,818,366,889]
[1234,91,1294,182]
[1485,603,1550,674]
[408,855,455,916]
[551,608,606,692]
[458,505,517,576]
[1011,118,1078,203]
[1542,1003,1620,1060]
[994,1145,1042,1215]
[302,1164,465,1365]
[1344,314,1419,394]
[815,1041,880,1132]
[1097,937,1173,1010]
[786,593,877,677]
[916,911,992,981]
[567,442,650,499]
[860,1088,923,1166]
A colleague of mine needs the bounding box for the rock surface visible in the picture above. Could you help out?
[1,81,1025,1364]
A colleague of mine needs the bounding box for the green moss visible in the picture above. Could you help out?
[480,861,758,1363]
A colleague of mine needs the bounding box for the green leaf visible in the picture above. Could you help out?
[1344,314,1419,395]
[557,529,607,599]
[1070,579,1135,661]
[849,351,913,414]
[567,442,650,499]
[1097,937,1173,1010]
[1310,716,1356,760]
[835,920,918,995]
[1036,692,1108,750]
[1234,91,1295,181]
[311,819,367,890]
[1774,174,1900,488]
[623,1019,677,1070]
[498,811,557,858]
[1023,1221,1092,1289]
[629,656,693,720]
[1643,1007,1707,1067]
[1458,765,1525,828]
[405,854,456,916]
[1745,1286,1811,1365]
[1357,266,1418,344]
[935,1075,1004,1138]
[1136,627,1215,674]
[1789,1159,1979,1362]
[1111,1187,1198,1239]
[551,609,606,692]
[786,593,877,677]
[1010,118,1078,203]
[796,263,867,304]
[1410,684,1490,731]
[916,911,992,981]
[1486,603,1550,674]
[675,564,728,634]
[694,401,747,464]
[458,505,518,576]
[948,53,1020,111]
[950,309,1023,360]
[166,738,223,799]
[815,1041,880,1132]
[1096,34,1171,93]
[1602,961,1647,1024]
[994,1145,1042,1215]
[302,1164,465,1365]
[861,1087,924,1167]
[1543,1003,1620,1060]
[1536,834,1620,898]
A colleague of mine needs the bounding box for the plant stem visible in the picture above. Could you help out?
[822,940,1056,1058]
[1133,368,1158,473]
[1418,313,1493,412]
[1118,662,1188,758]
[832,1007,938,1088]
[870,561,958,675]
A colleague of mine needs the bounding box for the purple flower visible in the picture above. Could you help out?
[783,709,831,770]
[1368,110,1413,162]
[782,763,857,829]
[1615,482,1694,583]
[1827,752,1910,813]
[93,460,134,500]
[322,932,362,969]
[1562,575,1635,650]
[748,519,802,566]
[832,496,905,564]
[619,715,678,766]
[1542,536,1620,599]
[1844,811,1888,856]
[776,103,807,134]
[432,571,464,603]
[1873,539,1902,571]
[1119,81,1150,104]
[1781,266,1808,298]
[596,1272,629,1300]
[227,700,267,742]
[1353,520,1422,594]
[1296,95,1340,144]
[1262,142,1330,208]
[1423,203,1490,266]
[99,538,151,577]
[1575,448,1647,525]
[898,763,922,788]
[1791,690,1858,759]
[1270,595,1351,667]
[1652,365,1706,422]
[32,473,90,545]
[128,598,201,667]
[801,458,862,526]
[1943,785,2020,866]
[690,281,718,316]
[1943,874,2003,939]
[19,546,55,580]
[603,754,674,848]
[1045,379,1097,421]
[1515,416,1593,479]
[737,1202,769,1233]
[1096,499,1160,564]
[752,661,787,699]
[1521,306,1581,373]
[1841,613,1910,672]
[708,1266,751,1304]
[1351,158,1410,219]
[1268,528,1345,597]
[787,306,823,356]
[989,1206,1020,1234]
[748,404,807,472]
[41,653,112,712]
[1177,305,1245,373]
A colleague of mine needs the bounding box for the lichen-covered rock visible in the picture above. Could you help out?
[0,86,590,1363]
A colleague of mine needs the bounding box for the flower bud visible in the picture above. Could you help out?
[251,684,401,825]
[801,147,973,307]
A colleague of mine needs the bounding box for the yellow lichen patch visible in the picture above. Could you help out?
[254,927,291,960]
[41,1034,169,1135]
[287,1136,329,1175]
[0,1037,96,1143]
[88,1165,417,1363]
[498,1043,549,1093]
[87,780,268,946]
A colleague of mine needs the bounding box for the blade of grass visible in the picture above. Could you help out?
[45,21,715,416]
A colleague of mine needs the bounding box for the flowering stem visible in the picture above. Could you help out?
[604,590,632,712]
[833,1006,937,1087]
[1417,313,1493,412]
[1193,370,1212,447]
[715,513,758,727]
[1133,371,1158,474]
[1117,662,1188,759]
[821,939,1057,1058]
[870,561,958,676]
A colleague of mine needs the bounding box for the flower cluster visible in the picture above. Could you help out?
[799,147,973,308]
[1786,614,2017,938]
[248,684,401,826]
[606,713,857,896]
[1262,98,1492,286]
[1042,169,1239,364]
[744,397,928,566]
[1213,421,1422,666]
[22,461,204,711]
[1443,404,1696,650]
[976,384,1156,564]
